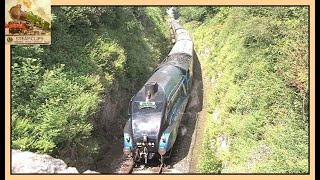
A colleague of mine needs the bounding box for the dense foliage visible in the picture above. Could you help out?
[180,7,309,173]
[173,7,219,23]
[11,7,170,155]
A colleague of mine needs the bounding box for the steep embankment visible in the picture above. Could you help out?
[11,7,170,172]
[182,7,309,173]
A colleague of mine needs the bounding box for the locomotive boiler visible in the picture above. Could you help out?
[5,4,50,35]
[123,19,194,164]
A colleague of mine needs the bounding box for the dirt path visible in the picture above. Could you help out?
[188,52,208,173]
[167,51,207,173]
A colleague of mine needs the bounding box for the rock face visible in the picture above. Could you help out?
[12,150,79,174]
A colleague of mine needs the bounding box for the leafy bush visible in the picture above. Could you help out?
[173,7,220,22]
[11,7,170,156]
[183,6,309,173]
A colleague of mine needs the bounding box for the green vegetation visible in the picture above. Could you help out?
[11,6,309,173]
[11,7,170,156]
[173,7,219,23]
[179,7,309,173]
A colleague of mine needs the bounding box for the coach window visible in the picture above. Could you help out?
[186,70,191,90]
[181,83,185,95]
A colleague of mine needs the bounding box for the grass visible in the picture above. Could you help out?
[182,6,309,173]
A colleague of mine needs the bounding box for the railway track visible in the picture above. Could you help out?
[117,156,169,174]
[118,156,134,174]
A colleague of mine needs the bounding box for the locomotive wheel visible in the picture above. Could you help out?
[134,149,138,160]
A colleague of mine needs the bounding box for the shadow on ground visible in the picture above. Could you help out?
[167,51,203,171]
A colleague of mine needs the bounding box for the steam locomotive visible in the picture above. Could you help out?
[123,19,194,164]
[5,4,50,35]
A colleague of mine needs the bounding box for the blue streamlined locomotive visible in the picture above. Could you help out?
[123,19,194,164]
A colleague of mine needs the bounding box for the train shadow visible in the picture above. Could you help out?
[167,51,203,170]
[188,51,204,112]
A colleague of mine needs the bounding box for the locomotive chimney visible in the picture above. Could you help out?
[145,81,158,100]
